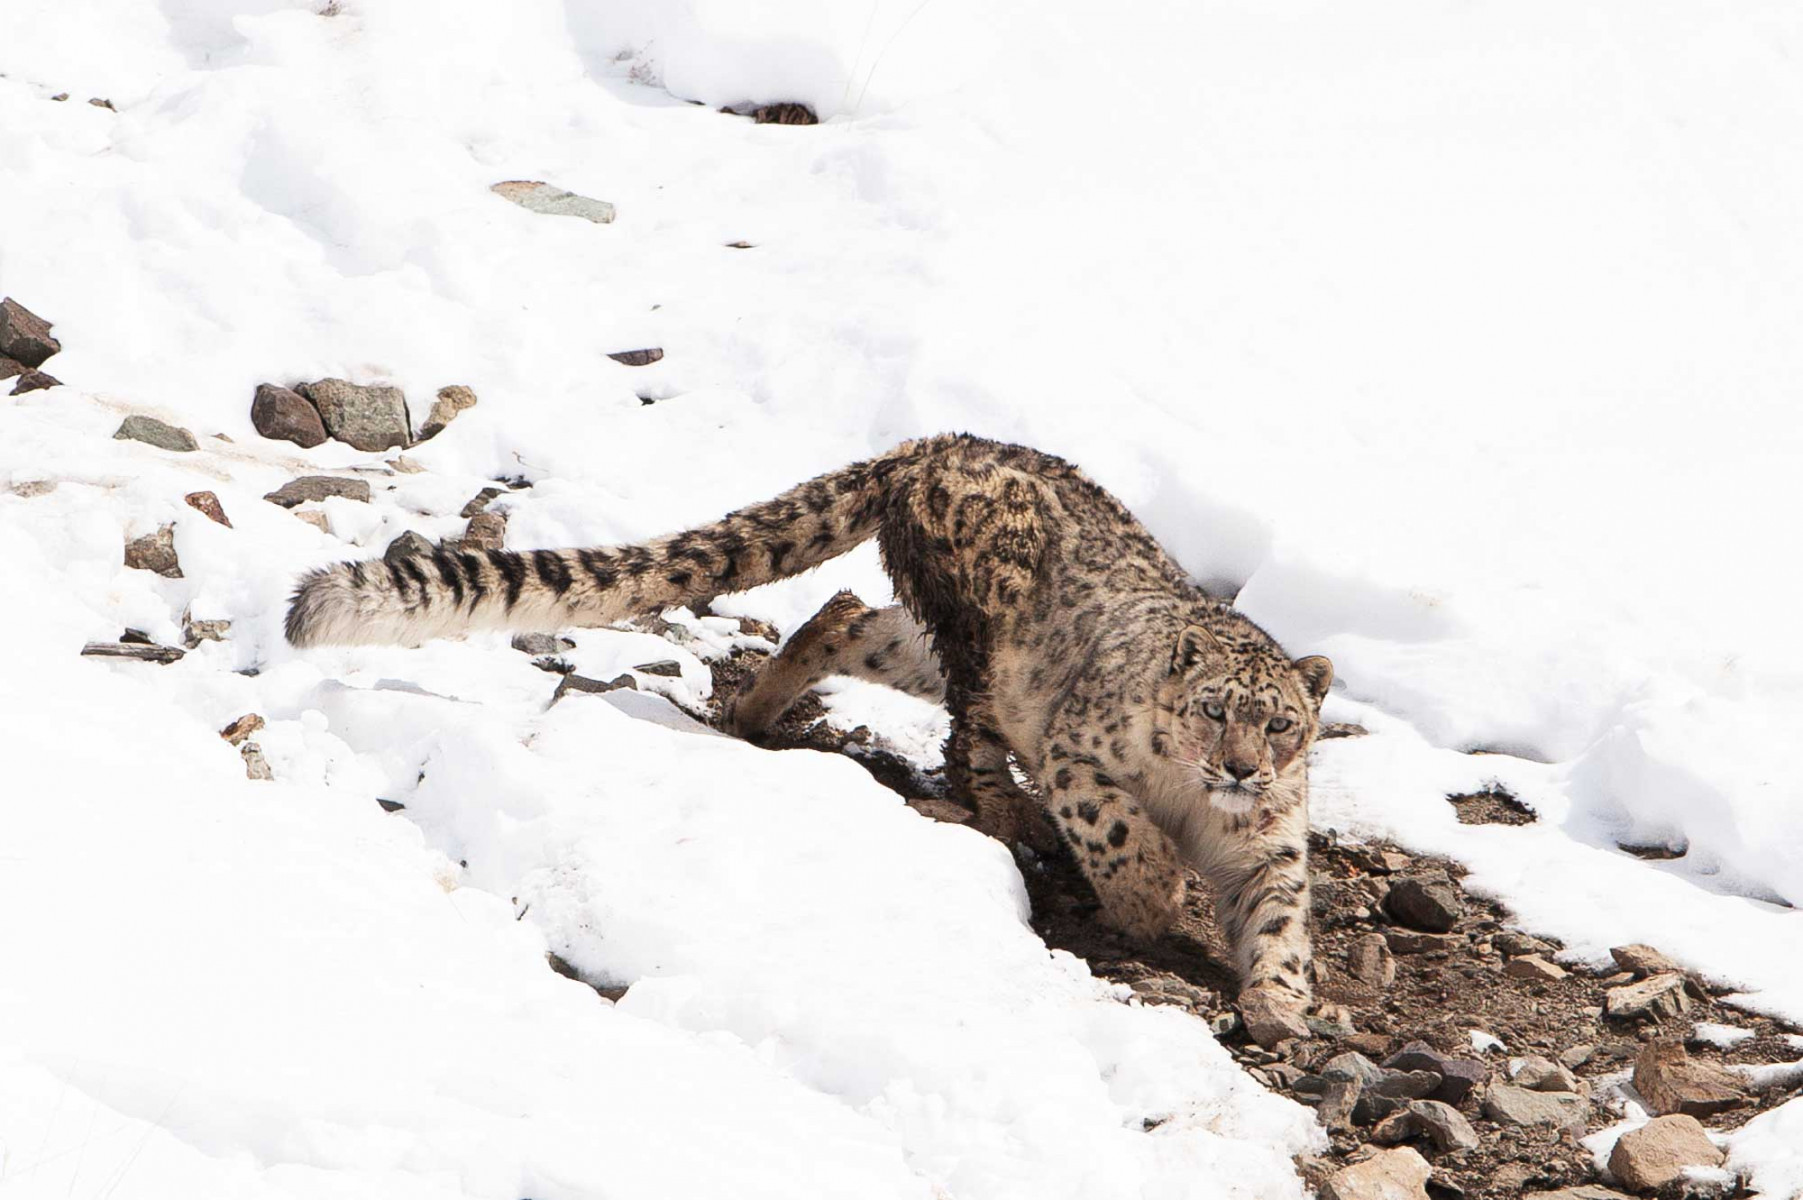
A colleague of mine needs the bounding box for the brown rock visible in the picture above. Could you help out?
[293,509,331,533]
[420,384,477,438]
[1386,930,1459,955]
[1523,1189,1635,1200]
[264,475,372,507]
[1318,1079,1362,1131]
[11,369,60,393]
[184,490,232,527]
[220,714,266,745]
[80,640,184,664]
[0,297,61,367]
[1633,1042,1745,1117]
[459,485,505,518]
[124,524,182,578]
[1349,933,1397,987]
[250,383,328,448]
[1606,973,1690,1021]
[1607,1115,1724,1192]
[183,615,230,647]
[1370,1100,1480,1153]
[458,511,507,551]
[1383,1042,1486,1105]
[1482,1081,1590,1128]
[1611,944,1683,977]
[1321,1147,1431,1200]
[0,356,23,379]
[752,102,818,125]
[1384,875,1464,932]
[1512,1055,1582,1093]
[1504,954,1569,983]
[1238,988,1311,1048]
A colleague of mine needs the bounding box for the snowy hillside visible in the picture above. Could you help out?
[3,1,1801,1197]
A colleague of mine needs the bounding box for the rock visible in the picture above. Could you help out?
[384,530,435,562]
[1523,1189,1635,1200]
[752,102,818,125]
[1611,944,1683,978]
[1496,931,1559,958]
[9,479,56,497]
[1373,1101,1481,1153]
[1349,933,1397,987]
[0,356,23,379]
[459,485,505,518]
[1321,1147,1432,1200]
[183,615,231,647]
[80,640,184,664]
[420,384,478,438]
[1345,845,1412,874]
[377,798,407,813]
[89,97,116,111]
[457,511,507,551]
[250,383,329,448]
[220,714,265,745]
[299,378,411,451]
[1387,930,1459,955]
[1384,875,1464,932]
[1354,1071,1444,1123]
[11,369,61,393]
[183,490,232,527]
[1607,1115,1725,1193]
[1560,1044,1597,1070]
[491,179,616,224]
[1505,954,1569,983]
[1318,1079,1362,1131]
[293,509,331,533]
[1482,1081,1590,1129]
[735,615,780,642]
[264,475,372,507]
[1383,1042,1487,1105]
[634,659,684,678]
[1511,1055,1583,1094]
[0,297,61,367]
[1323,1052,1387,1088]
[240,742,274,780]
[1343,1033,1393,1058]
[1208,1012,1242,1038]
[607,347,664,367]
[114,415,198,452]
[1632,1042,1745,1117]
[388,455,427,473]
[552,672,638,703]
[124,524,182,577]
[1606,973,1690,1022]
[512,632,577,656]
[1239,988,1312,1048]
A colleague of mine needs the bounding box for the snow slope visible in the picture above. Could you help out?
[3,0,1801,1194]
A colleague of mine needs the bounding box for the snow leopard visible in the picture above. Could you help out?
[285,433,1334,1043]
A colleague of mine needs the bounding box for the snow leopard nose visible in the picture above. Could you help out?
[1225,759,1258,781]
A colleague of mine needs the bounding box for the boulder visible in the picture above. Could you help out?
[1611,944,1683,977]
[1607,1115,1724,1192]
[1383,875,1464,932]
[264,475,372,507]
[114,415,198,452]
[491,179,616,224]
[299,378,411,451]
[0,297,60,366]
[421,384,477,438]
[124,524,182,578]
[1482,1081,1589,1129]
[1632,1042,1745,1117]
[250,383,328,448]
[1321,1148,1432,1200]
[1606,973,1690,1021]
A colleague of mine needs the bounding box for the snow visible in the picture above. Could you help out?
[1691,1022,1757,1050]
[5,0,1803,1194]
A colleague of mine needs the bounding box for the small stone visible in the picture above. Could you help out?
[1482,1081,1590,1128]
[552,672,638,703]
[1383,1042,1487,1105]
[294,509,331,533]
[1522,1189,1635,1200]
[1505,954,1569,983]
[88,97,116,111]
[1353,1071,1444,1123]
[264,475,373,507]
[491,179,616,224]
[1323,1053,1387,1088]
[299,378,411,452]
[633,659,683,678]
[1387,930,1459,955]
[420,384,477,438]
[0,298,61,367]
[1559,1044,1596,1070]
[220,713,265,745]
[184,490,232,527]
[1607,1115,1725,1192]
[1342,1032,1394,1058]
[1511,1055,1582,1093]
[513,632,577,656]
[1496,931,1559,958]
[388,455,427,474]
[1403,1100,1480,1153]
[735,615,780,642]
[459,486,505,518]
[752,102,818,125]
[1611,944,1683,978]
[10,368,60,393]
[183,616,231,648]
[1239,988,1312,1048]
[1208,1012,1241,1038]
[250,383,329,448]
[1370,1109,1415,1145]
[1606,973,1690,1021]
[1384,875,1465,933]
[1318,722,1370,740]
[240,741,274,781]
[124,524,182,578]
[607,347,664,367]
[1344,845,1411,874]
[458,511,506,551]
[1318,1079,1362,1132]
[80,640,184,664]
[114,415,198,453]
[377,798,407,813]
[1321,1147,1431,1200]
[1349,933,1397,987]
[9,479,56,497]
[1308,1009,1359,1039]
[1632,1042,1745,1117]
[384,530,435,562]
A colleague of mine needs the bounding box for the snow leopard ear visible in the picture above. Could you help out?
[1292,656,1334,708]
[1172,625,1224,674]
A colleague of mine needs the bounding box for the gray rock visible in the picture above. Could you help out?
[1318,1079,1361,1132]
[1353,1070,1443,1124]
[1511,1055,1582,1093]
[1372,1100,1480,1153]
[80,640,185,664]
[513,632,577,656]
[420,384,478,438]
[1633,1042,1745,1117]
[460,486,505,518]
[293,509,331,533]
[1384,875,1464,932]
[491,179,615,224]
[114,415,198,452]
[1323,1052,1387,1088]
[241,741,274,781]
[607,347,664,367]
[1611,944,1683,977]
[1383,1041,1487,1105]
[183,616,231,648]
[1522,1189,1635,1200]
[1607,1115,1725,1192]
[251,383,328,448]
[1496,931,1559,958]
[1208,1012,1241,1038]
[1349,933,1397,987]
[0,297,60,366]
[1321,1147,1431,1200]
[1504,954,1569,983]
[11,368,60,394]
[384,531,435,562]
[1386,930,1459,955]
[1606,972,1690,1021]
[634,659,684,677]
[300,378,411,451]
[552,672,638,703]
[264,476,372,507]
[1482,1081,1590,1129]
[124,524,182,577]
[1559,1044,1596,1070]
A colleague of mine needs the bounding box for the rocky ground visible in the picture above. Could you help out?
[704,647,1803,1200]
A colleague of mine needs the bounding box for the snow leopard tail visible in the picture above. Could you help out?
[284,444,919,648]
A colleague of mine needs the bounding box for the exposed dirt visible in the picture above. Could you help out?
[704,647,1803,1199]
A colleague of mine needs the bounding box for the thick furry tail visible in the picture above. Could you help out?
[284,446,912,648]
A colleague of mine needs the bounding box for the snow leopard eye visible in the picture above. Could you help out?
[1267,717,1293,734]
[1202,701,1226,721]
